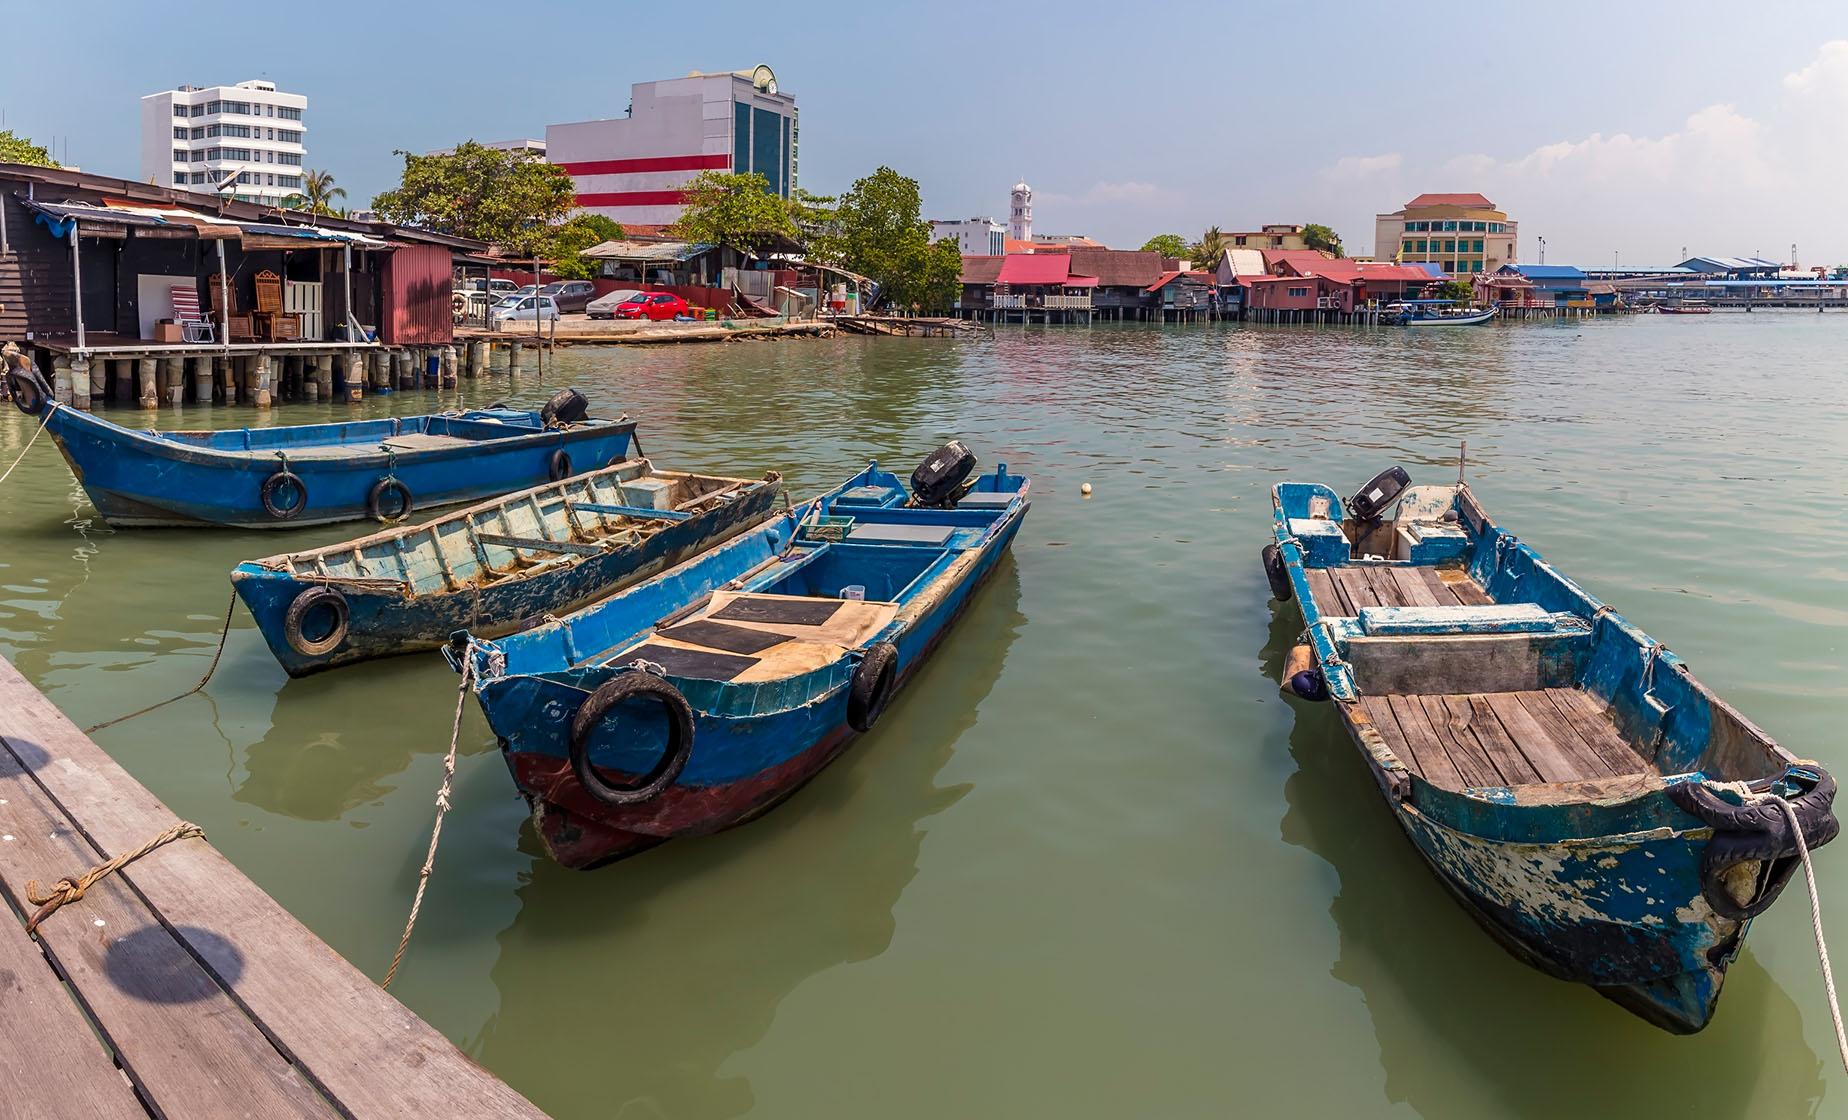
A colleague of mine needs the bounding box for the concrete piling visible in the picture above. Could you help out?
[51,356,73,407]
[164,356,185,407]
[138,357,159,410]
[192,357,213,405]
[440,346,457,389]
[507,342,523,378]
[255,354,273,409]
[84,358,103,408]
[217,357,235,405]
[465,340,484,379]
[112,359,134,404]
[315,355,334,401]
[70,358,91,411]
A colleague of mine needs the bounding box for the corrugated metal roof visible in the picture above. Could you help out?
[1066,248,1163,288]
[1677,255,1782,272]
[997,253,1072,285]
[960,255,1004,285]
[1223,248,1268,277]
[1505,264,1587,280]
[581,239,710,261]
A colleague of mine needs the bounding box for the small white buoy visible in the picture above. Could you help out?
[94,919,105,927]
[1080,483,1093,497]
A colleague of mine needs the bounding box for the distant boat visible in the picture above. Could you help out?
[5,367,634,528]
[231,460,785,676]
[1399,305,1497,327]
[1264,468,1838,1033]
[450,448,1030,869]
[1656,304,1713,315]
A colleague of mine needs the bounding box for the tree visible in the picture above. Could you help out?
[1434,278,1475,304]
[370,141,574,250]
[1187,226,1226,270]
[300,169,347,218]
[832,166,960,310]
[1302,223,1344,257]
[541,214,625,281]
[669,171,796,256]
[786,188,841,263]
[0,130,56,167]
[1140,234,1188,258]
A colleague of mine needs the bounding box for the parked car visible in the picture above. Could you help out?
[612,292,693,321]
[586,288,642,320]
[541,280,598,314]
[454,278,518,302]
[491,294,560,327]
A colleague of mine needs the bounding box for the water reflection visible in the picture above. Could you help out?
[473,560,1024,1119]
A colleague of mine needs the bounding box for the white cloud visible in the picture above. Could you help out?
[1035,180,1173,206]
[1323,153,1402,180]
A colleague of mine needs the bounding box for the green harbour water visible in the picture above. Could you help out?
[3,314,1848,1118]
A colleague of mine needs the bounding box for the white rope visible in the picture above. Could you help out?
[0,404,53,486]
[1768,794,1848,1075]
[381,650,474,988]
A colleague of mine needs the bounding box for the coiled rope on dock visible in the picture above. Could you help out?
[25,821,204,934]
[381,649,475,988]
[1767,793,1848,1074]
[84,589,239,734]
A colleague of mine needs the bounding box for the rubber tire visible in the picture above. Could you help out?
[549,448,573,482]
[569,672,696,807]
[283,586,349,657]
[260,470,308,520]
[6,366,49,416]
[1262,543,1292,601]
[366,477,413,523]
[541,388,589,427]
[847,642,899,732]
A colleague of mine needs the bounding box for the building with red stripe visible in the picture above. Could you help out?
[548,65,797,228]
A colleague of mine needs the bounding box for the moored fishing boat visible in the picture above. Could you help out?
[449,445,1029,869]
[1394,303,1498,326]
[231,460,784,676]
[1263,466,1837,1033]
[4,366,632,528]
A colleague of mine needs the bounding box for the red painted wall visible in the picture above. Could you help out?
[381,244,454,344]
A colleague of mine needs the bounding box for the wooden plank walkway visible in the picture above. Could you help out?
[0,655,549,1119]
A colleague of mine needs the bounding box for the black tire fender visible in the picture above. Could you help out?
[848,642,899,732]
[1669,769,1840,920]
[549,448,573,483]
[6,365,51,417]
[366,476,413,523]
[1262,543,1292,601]
[283,586,350,657]
[260,469,307,520]
[569,671,696,807]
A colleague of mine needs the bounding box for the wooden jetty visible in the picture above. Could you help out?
[0,655,548,1118]
[833,315,986,337]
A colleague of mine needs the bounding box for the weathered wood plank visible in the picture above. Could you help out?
[0,913,148,1120]
[1409,694,1500,789]
[1417,566,1467,607]
[1545,688,1649,774]
[1499,691,1620,780]
[1435,567,1494,606]
[1304,569,1342,615]
[1447,695,1543,784]
[1472,694,1581,783]
[476,532,604,557]
[0,745,333,1118]
[0,658,549,1119]
[1387,567,1442,608]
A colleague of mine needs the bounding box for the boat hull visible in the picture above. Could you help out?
[477,496,1027,869]
[39,404,635,528]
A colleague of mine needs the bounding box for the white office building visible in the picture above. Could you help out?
[931,218,1006,256]
[548,65,797,228]
[140,80,308,206]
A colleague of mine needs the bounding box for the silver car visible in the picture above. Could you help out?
[491,294,560,328]
[586,288,642,320]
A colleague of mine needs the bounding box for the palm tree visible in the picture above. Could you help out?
[1188,225,1226,271]
[301,169,346,218]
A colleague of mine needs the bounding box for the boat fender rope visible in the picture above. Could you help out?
[382,646,475,988]
[1669,768,1839,920]
[26,821,204,934]
[1766,792,1848,1076]
[0,402,54,486]
[84,589,238,734]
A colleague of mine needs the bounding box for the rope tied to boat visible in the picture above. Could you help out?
[1764,792,1848,1075]
[0,402,55,487]
[381,644,476,988]
[25,821,204,934]
[83,588,238,734]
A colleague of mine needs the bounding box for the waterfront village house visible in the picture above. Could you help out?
[0,161,479,358]
[1244,273,1349,314]
[931,218,1006,257]
[1227,224,1310,252]
[992,252,1098,309]
[1067,248,1164,319]
[1375,193,1517,275]
[1243,257,1437,314]
[549,65,797,229]
[957,255,1004,314]
[1489,264,1590,308]
[1146,271,1216,317]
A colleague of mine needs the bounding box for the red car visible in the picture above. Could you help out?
[612,292,692,321]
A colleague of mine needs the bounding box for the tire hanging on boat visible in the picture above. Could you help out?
[366,477,413,523]
[848,642,899,732]
[549,449,573,483]
[541,388,589,428]
[1668,768,1841,920]
[6,365,50,416]
[1261,543,1292,601]
[283,586,350,657]
[260,469,308,520]
[569,671,696,807]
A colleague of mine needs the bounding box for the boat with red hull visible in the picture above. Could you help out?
[451,449,1030,868]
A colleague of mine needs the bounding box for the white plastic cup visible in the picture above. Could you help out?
[841,585,866,601]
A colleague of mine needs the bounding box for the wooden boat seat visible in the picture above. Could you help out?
[1358,687,1652,791]
[602,593,901,684]
[1306,564,1491,616]
[379,433,477,452]
[847,522,954,546]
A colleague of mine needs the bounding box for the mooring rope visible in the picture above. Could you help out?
[381,650,474,988]
[84,589,238,734]
[25,821,204,934]
[1766,793,1848,1074]
[0,404,53,486]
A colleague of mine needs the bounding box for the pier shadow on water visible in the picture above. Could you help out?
[468,561,1025,1120]
[1261,606,1827,1118]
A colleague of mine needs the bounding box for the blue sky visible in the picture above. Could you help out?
[10,0,1848,263]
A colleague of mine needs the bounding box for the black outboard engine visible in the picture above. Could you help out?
[1347,466,1411,523]
[910,441,977,508]
[540,388,590,427]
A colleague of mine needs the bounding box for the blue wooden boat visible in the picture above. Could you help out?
[1264,468,1838,1033]
[6,368,633,528]
[231,460,784,676]
[449,448,1030,869]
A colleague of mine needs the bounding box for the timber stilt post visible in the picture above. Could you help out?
[163,356,184,407]
[254,354,273,409]
[507,341,523,378]
[137,357,159,410]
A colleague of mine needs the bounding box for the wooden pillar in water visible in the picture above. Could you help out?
[507,341,523,378]
[164,356,185,406]
[137,357,159,410]
[217,357,235,405]
[302,356,319,403]
[315,355,333,401]
[440,346,457,389]
[84,357,103,408]
[254,354,273,409]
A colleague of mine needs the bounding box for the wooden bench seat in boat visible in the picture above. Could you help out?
[1305,564,1492,615]
[1358,688,1653,791]
[602,592,900,684]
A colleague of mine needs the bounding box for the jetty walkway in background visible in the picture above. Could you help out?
[0,655,547,1119]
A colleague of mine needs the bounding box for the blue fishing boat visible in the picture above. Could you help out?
[449,445,1029,869]
[5,367,633,528]
[1263,466,1838,1033]
[1388,299,1498,326]
[231,460,784,676]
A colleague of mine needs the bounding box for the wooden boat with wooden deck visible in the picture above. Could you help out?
[231,459,784,675]
[1264,468,1838,1033]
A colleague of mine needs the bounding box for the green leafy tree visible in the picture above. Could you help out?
[786,188,841,262]
[1434,278,1475,304]
[1139,233,1187,257]
[1302,223,1344,257]
[370,141,574,250]
[669,171,797,255]
[0,130,56,167]
[1187,225,1226,270]
[832,166,961,310]
[541,214,625,280]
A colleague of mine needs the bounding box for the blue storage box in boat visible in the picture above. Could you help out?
[1396,521,1472,564]
[1288,517,1352,567]
[1356,602,1578,636]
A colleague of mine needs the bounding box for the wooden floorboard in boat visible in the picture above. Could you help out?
[1357,688,1647,790]
[1323,565,1491,614]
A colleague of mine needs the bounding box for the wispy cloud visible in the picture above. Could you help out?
[1322,153,1402,180]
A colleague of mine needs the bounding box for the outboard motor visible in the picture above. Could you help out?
[1346,466,1411,523]
[540,388,590,428]
[910,440,977,508]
